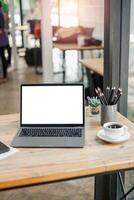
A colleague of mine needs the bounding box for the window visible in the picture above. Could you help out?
[51,0,79,27]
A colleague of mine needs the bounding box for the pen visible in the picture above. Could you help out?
[97,87,102,95]
[113,92,122,104]
[100,92,108,105]
[110,87,117,105]
[110,94,116,105]
[108,87,116,105]
[116,88,122,97]
[95,88,104,104]
[106,86,110,102]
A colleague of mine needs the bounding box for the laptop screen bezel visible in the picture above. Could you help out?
[20,84,85,127]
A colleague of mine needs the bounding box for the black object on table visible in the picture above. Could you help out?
[0,141,10,154]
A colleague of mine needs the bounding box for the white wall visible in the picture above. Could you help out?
[79,0,104,40]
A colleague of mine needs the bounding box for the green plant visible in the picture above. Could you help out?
[87,96,100,107]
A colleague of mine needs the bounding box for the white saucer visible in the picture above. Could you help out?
[97,129,130,143]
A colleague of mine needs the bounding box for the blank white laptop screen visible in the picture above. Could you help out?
[21,85,83,125]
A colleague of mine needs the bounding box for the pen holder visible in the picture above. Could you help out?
[100,104,117,126]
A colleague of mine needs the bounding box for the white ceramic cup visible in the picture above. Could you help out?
[103,122,128,140]
[77,35,85,46]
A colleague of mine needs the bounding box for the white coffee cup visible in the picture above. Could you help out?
[77,35,85,46]
[103,122,128,140]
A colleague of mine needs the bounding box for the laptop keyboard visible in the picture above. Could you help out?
[19,128,82,137]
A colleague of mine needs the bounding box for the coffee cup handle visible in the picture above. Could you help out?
[124,125,128,133]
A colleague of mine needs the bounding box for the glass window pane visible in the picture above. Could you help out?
[126,1,134,199]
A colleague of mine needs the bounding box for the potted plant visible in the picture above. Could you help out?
[87,96,100,115]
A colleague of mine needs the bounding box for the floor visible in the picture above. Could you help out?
[0,50,134,199]
[0,178,94,200]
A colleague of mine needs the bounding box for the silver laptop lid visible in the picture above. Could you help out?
[20,84,84,127]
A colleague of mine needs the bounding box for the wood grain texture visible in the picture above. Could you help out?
[80,58,103,76]
[0,109,134,190]
[53,43,103,51]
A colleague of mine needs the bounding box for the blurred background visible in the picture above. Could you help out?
[0,0,134,199]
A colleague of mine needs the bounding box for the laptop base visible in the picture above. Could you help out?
[11,128,85,148]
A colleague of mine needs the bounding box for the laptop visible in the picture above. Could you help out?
[11,84,85,147]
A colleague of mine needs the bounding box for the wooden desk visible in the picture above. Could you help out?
[53,43,103,83]
[0,110,134,199]
[80,58,103,76]
[80,58,103,96]
[53,43,103,51]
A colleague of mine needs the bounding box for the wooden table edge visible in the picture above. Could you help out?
[53,43,104,51]
[1,162,134,190]
[79,58,104,76]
